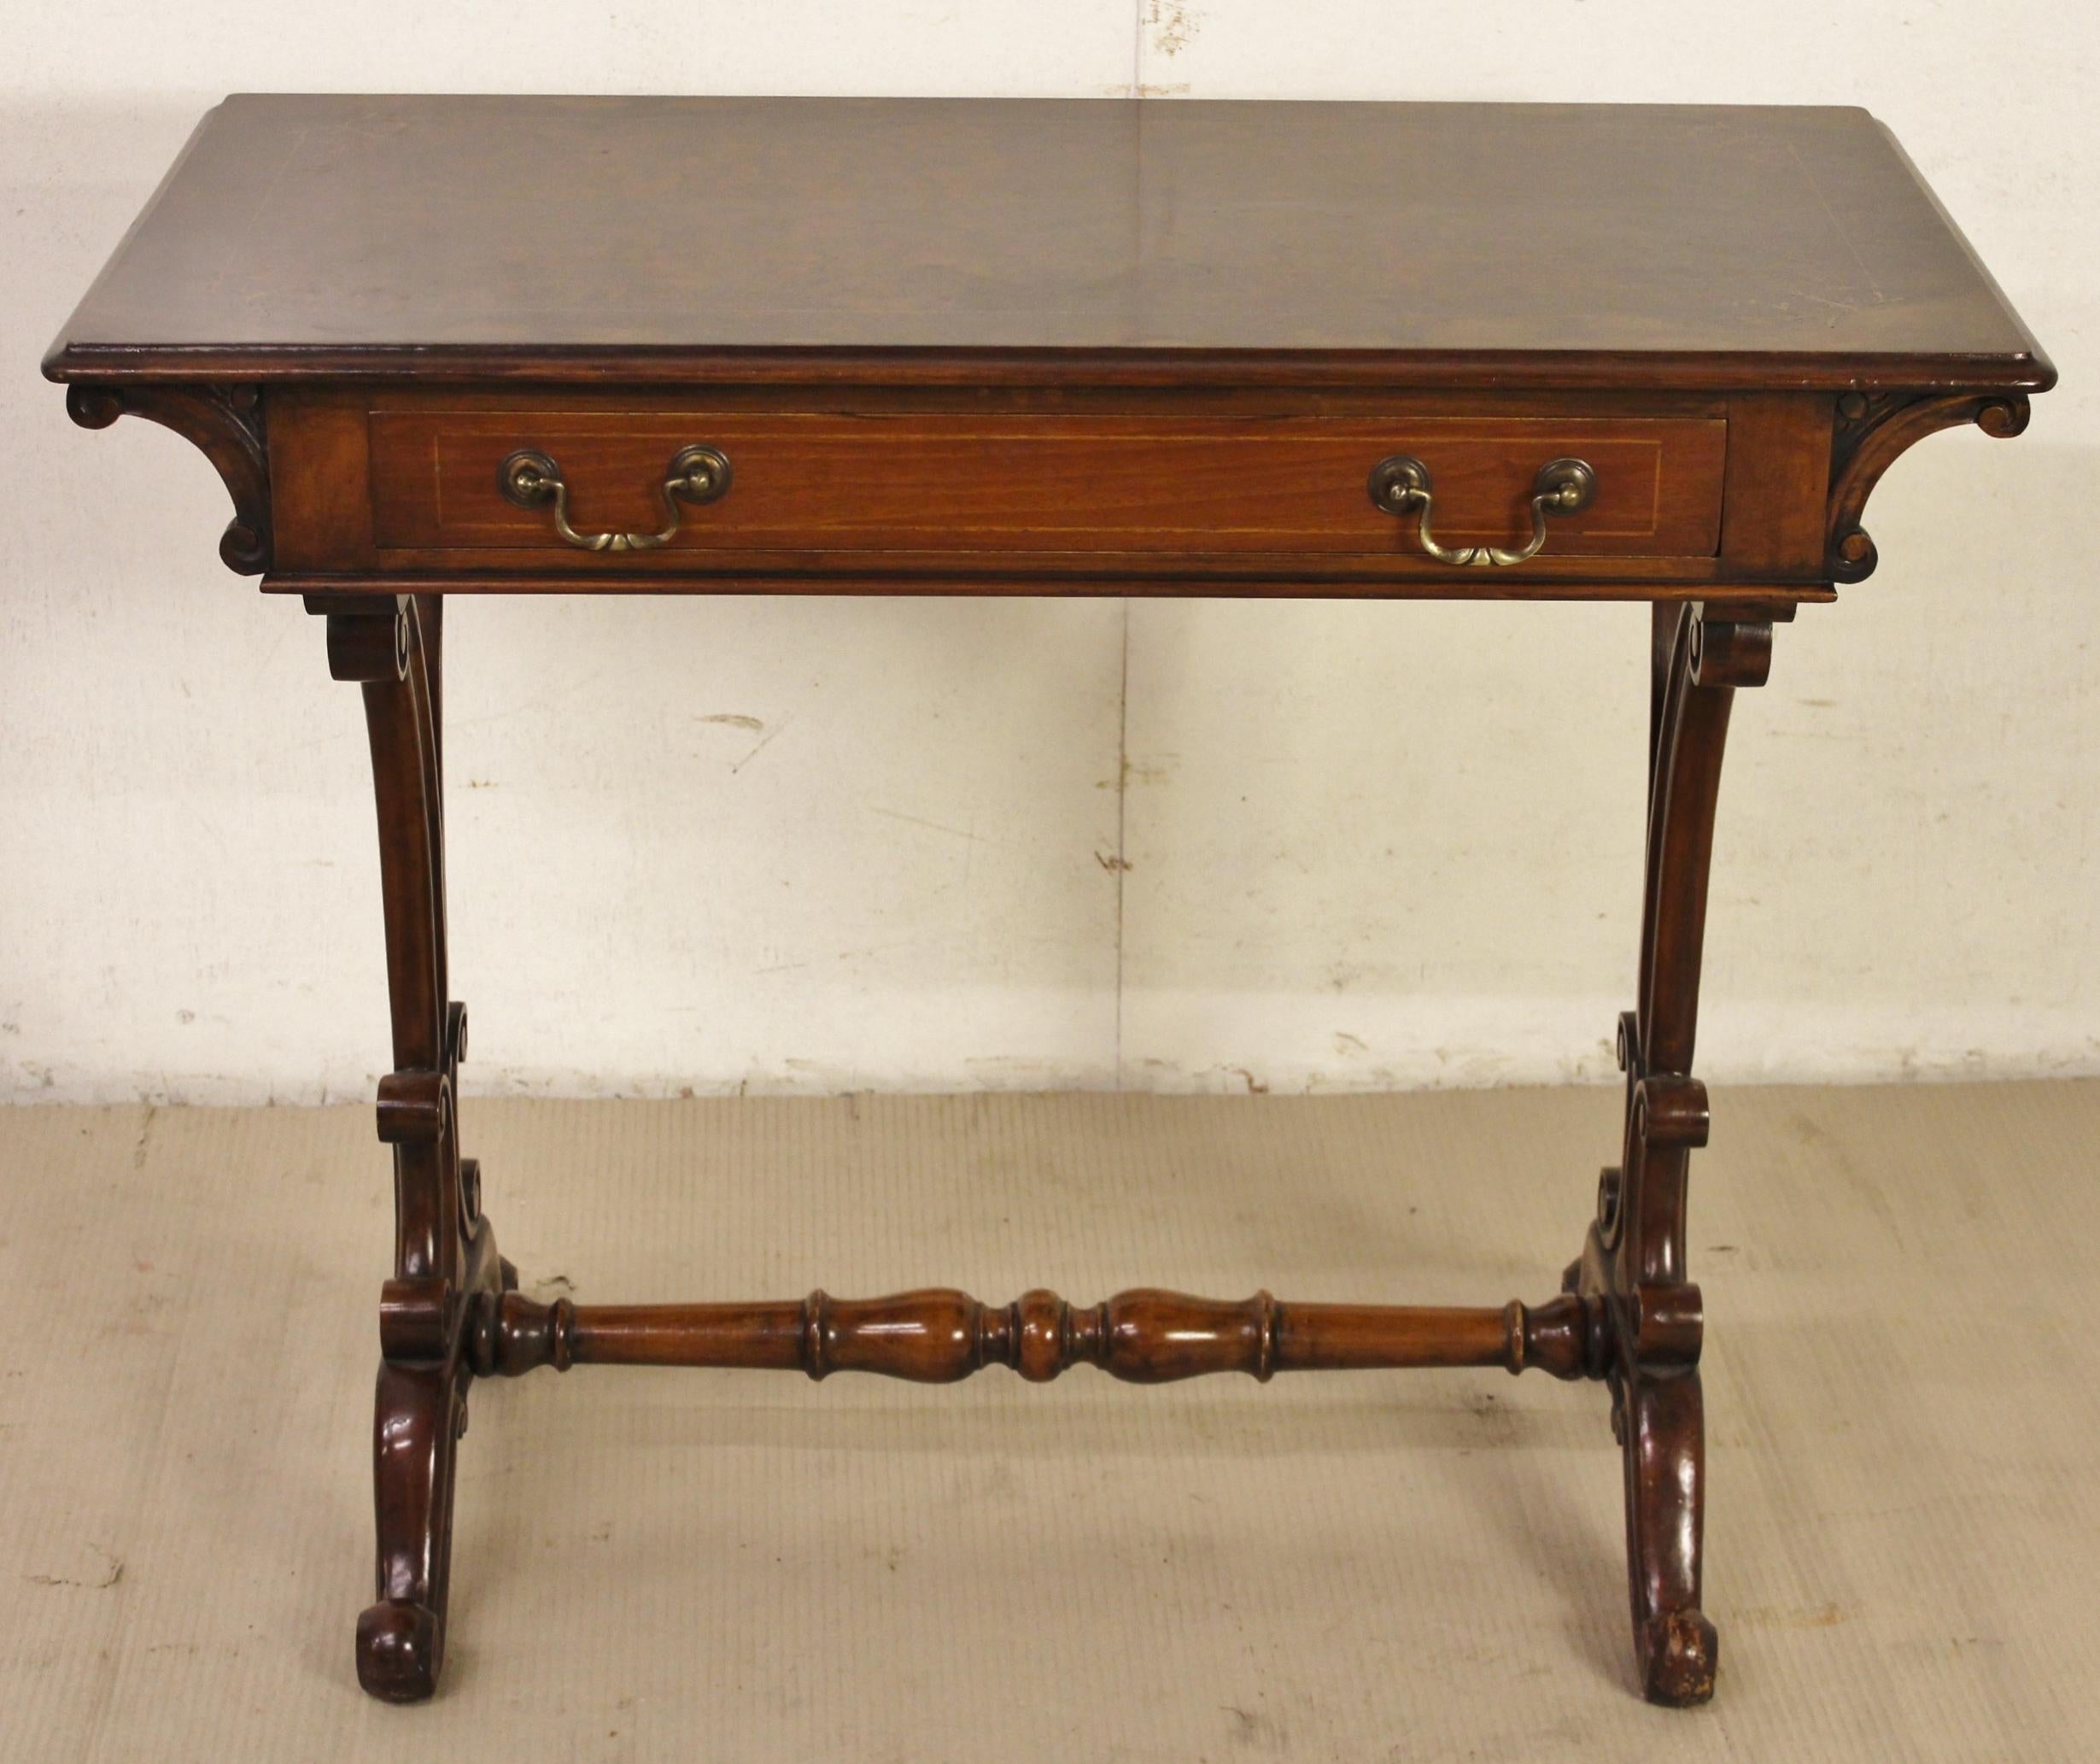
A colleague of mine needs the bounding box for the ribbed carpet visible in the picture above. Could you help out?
[3,1082,2094,1760]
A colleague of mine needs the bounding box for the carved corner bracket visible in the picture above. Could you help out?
[1827,390,2029,583]
[66,383,270,574]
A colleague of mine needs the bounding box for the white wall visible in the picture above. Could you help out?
[3,2,2095,1104]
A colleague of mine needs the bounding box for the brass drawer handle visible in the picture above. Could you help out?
[1369,454,1596,567]
[498,445,732,552]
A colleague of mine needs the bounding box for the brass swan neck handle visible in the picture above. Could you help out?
[1370,454,1597,567]
[499,445,732,552]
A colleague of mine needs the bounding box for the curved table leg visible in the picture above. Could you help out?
[319,593,507,1701]
[308,590,1769,1705]
[1568,600,1774,1706]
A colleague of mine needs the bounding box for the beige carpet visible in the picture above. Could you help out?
[3,1082,2095,1761]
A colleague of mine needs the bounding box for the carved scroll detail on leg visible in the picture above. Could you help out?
[469,1286,1606,1385]
[1571,601,1767,1705]
[1826,390,2029,583]
[338,597,463,1284]
[66,383,270,573]
[324,593,500,1702]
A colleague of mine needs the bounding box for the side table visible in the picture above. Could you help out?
[45,95,2053,1706]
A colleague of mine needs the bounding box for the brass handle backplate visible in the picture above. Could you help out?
[1370,454,1597,567]
[498,445,732,552]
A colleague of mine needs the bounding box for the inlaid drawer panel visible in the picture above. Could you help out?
[366,409,1729,562]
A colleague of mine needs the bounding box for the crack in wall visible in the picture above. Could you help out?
[1112,600,1132,1090]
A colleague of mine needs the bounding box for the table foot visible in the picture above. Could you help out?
[1641,1607,1718,1708]
[356,1359,457,1701]
[355,1214,508,1703]
[1623,1367,1717,1706]
[357,1600,444,1702]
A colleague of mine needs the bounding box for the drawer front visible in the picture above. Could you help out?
[366,409,1728,562]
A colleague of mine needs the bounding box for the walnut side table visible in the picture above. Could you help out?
[45,95,2053,1707]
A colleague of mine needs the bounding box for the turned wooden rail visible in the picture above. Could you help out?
[469,1287,1604,1385]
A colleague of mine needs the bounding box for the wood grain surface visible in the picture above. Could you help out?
[44,96,2052,390]
[366,407,1727,558]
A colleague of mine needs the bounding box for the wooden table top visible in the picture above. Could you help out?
[45,96,2048,393]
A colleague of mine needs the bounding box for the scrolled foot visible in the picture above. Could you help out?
[356,1597,443,1702]
[1640,1608,1717,1708]
[1617,1363,1711,1704]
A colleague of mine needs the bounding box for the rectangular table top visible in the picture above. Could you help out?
[45,95,2049,393]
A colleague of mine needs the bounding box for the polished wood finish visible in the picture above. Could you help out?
[471,1288,1600,1384]
[323,594,516,1702]
[1559,601,1777,1706]
[46,94,2052,1713]
[1827,390,2033,581]
[46,97,2048,388]
[259,383,1781,595]
[63,382,268,571]
[368,406,1728,562]
[254,379,1966,597]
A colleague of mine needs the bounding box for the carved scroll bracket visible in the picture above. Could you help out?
[66,383,270,574]
[1828,390,2029,583]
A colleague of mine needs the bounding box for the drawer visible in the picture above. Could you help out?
[365,408,1729,564]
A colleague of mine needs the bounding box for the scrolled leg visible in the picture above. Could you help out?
[310,583,1769,1707]
[1571,600,1772,1705]
[319,592,502,1702]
